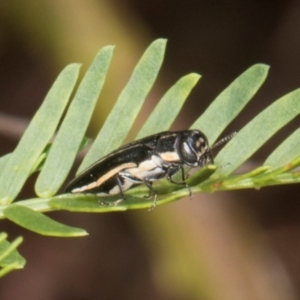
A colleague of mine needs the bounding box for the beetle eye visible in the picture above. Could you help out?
[180,141,197,165]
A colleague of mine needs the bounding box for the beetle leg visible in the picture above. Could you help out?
[143,180,158,210]
[116,176,126,200]
[118,170,159,210]
[108,176,127,206]
[167,166,192,198]
[99,175,126,206]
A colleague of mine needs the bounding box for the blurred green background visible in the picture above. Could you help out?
[0,1,300,299]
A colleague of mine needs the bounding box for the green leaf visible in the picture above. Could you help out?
[78,39,167,173]
[136,73,200,139]
[252,156,300,184]
[192,64,269,144]
[215,88,300,176]
[0,154,9,173]
[186,165,217,187]
[31,137,91,175]
[221,166,269,186]
[0,64,81,205]
[49,194,126,212]
[0,233,25,269]
[264,127,300,169]
[50,193,160,211]
[0,198,51,220]
[3,205,88,237]
[35,47,114,198]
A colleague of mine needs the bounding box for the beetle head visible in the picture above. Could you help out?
[178,130,213,167]
[178,130,236,168]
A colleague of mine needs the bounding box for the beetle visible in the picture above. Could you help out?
[65,129,234,208]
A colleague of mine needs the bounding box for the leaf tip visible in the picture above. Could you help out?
[35,188,54,199]
[99,45,115,54]
[79,231,89,236]
[69,229,89,237]
[64,63,82,73]
[185,72,201,83]
[151,38,168,49]
[252,63,270,73]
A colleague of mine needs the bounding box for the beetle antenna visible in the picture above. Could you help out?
[210,132,237,150]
